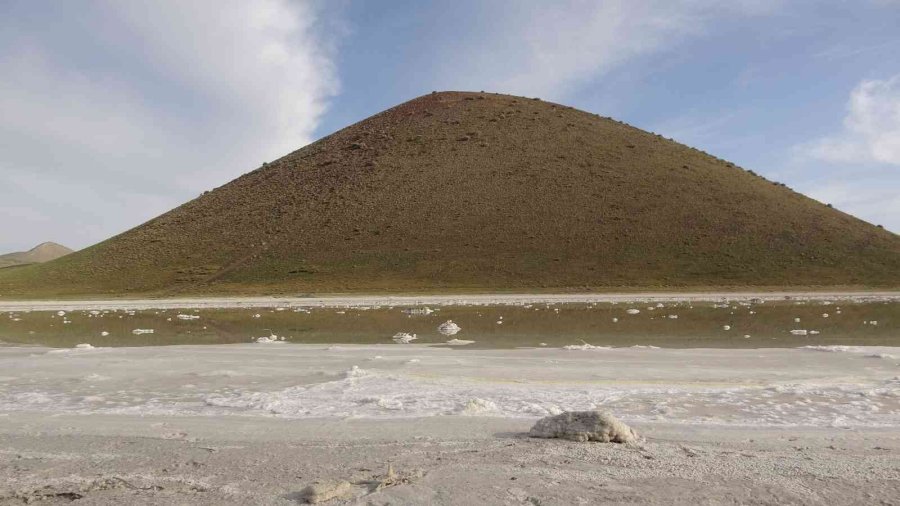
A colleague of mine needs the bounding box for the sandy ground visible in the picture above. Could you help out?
[1,291,898,312]
[1,344,899,504]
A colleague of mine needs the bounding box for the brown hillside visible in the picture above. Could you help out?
[2,91,899,296]
[0,242,73,269]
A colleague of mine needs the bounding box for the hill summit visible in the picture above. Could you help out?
[0,242,73,269]
[2,91,898,296]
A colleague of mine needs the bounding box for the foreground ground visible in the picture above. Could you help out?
[2,415,898,505]
[1,343,898,504]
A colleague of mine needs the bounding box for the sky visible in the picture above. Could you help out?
[1,0,899,253]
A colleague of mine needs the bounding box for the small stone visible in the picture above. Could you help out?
[529,410,637,443]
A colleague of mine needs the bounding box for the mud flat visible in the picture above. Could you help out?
[1,344,899,504]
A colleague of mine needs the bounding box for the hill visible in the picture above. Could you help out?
[1,91,898,297]
[0,242,73,269]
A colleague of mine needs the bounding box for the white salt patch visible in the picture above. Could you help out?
[612,318,618,323]
[790,330,808,336]
[75,343,94,349]
[255,334,283,344]
[392,333,417,344]
[722,325,731,331]
[563,342,610,351]
[626,309,640,315]
[57,311,66,316]
[445,339,475,346]
[177,314,200,320]
[131,329,154,335]
[799,345,861,353]
[100,331,109,337]
[437,320,461,336]
[866,353,899,360]
[459,398,498,415]
[667,315,678,319]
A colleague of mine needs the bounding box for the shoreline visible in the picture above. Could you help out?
[1,290,899,311]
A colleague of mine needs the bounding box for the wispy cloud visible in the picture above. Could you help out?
[429,0,781,100]
[0,0,341,251]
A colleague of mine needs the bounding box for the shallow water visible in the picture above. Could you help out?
[1,299,897,349]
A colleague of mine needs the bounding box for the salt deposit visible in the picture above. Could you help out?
[437,320,461,336]
[392,332,417,344]
[255,334,283,344]
[131,329,154,335]
[529,410,638,443]
[176,314,200,320]
[100,331,109,336]
[790,330,809,335]
[402,307,434,315]
[722,325,731,330]
[563,342,610,350]
[445,339,475,346]
[75,343,94,349]
[626,309,640,314]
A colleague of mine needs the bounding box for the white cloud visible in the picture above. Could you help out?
[433,0,781,100]
[0,0,340,252]
[804,75,900,165]
[804,179,900,232]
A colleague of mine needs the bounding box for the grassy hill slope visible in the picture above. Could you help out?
[2,91,898,297]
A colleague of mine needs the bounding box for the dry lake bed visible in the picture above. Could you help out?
[1,293,898,504]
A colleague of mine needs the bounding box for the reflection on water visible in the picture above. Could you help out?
[1,300,897,349]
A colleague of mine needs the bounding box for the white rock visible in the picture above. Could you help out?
[437,320,461,336]
[131,329,154,335]
[529,410,637,443]
[626,309,640,315]
[177,314,200,320]
[392,332,417,344]
[790,329,808,336]
[722,325,731,331]
[445,339,475,346]
[100,331,109,337]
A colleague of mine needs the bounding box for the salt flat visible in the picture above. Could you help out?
[1,344,898,504]
[1,290,898,312]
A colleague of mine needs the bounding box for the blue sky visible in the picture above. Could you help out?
[1,0,899,253]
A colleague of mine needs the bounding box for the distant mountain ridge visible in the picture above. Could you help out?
[0,242,73,268]
[0,91,898,296]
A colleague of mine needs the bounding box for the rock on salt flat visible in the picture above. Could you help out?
[529,410,638,443]
[445,339,475,346]
[437,320,461,336]
[392,332,417,344]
